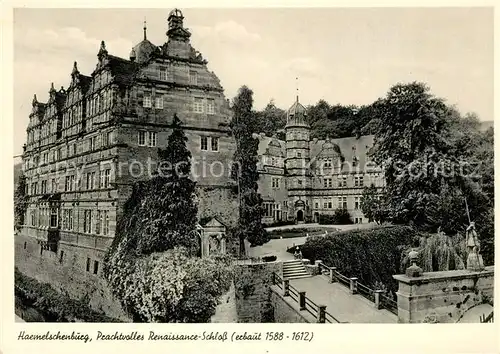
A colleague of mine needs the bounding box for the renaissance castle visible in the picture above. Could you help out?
[17,9,383,271]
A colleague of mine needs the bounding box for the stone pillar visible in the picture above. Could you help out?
[374,290,385,310]
[317,305,326,323]
[283,279,290,297]
[329,267,337,283]
[299,291,306,311]
[220,237,226,254]
[301,258,310,266]
[349,277,358,294]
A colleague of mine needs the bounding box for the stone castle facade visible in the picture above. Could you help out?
[256,97,384,225]
[18,9,384,274]
[19,9,238,274]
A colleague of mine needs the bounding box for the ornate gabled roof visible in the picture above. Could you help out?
[132,39,158,64]
[107,55,139,85]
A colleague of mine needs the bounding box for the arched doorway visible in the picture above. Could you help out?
[297,210,304,222]
[314,212,319,223]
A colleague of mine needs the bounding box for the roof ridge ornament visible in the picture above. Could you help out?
[144,18,147,40]
[98,40,108,59]
[71,61,79,76]
[32,94,38,106]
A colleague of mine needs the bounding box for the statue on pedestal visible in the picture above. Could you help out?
[466,222,484,271]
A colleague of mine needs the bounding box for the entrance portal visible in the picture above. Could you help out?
[297,210,304,222]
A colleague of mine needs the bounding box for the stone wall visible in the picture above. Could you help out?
[15,233,130,321]
[210,283,238,323]
[394,266,494,323]
[234,262,282,323]
[270,287,311,323]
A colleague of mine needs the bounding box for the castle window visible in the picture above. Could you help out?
[315,202,319,209]
[324,178,332,188]
[206,99,215,114]
[328,202,332,209]
[93,260,99,275]
[59,250,64,264]
[323,202,328,209]
[352,156,359,167]
[272,177,280,189]
[83,210,92,233]
[159,68,167,81]
[338,196,347,209]
[200,136,208,151]
[24,241,27,250]
[354,197,360,210]
[86,257,91,272]
[138,131,146,146]
[193,97,204,113]
[339,175,347,187]
[155,96,164,109]
[189,71,198,85]
[50,207,58,228]
[297,152,302,158]
[41,180,47,194]
[211,137,219,151]
[297,179,302,186]
[143,93,152,108]
[148,132,157,147]
[96,211,102,235]
[103,211,109,236]
[101,169,111,189]
[86,172,95,190]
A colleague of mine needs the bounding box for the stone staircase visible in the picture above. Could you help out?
[282,259,311,280]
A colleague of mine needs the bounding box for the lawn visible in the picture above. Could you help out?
[267,227,338,239]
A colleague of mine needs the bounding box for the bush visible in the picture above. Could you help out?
[318,209,353,225]
[106,247,234,323]
[300,225,419,294]
[265,220,296,227]
[14,268,121,322]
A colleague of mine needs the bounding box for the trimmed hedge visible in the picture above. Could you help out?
[318,209,354,225]
[15,268,121,322]
[300,225,419,294]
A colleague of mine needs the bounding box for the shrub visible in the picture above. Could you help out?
[318,209,353,225]
[300,225,419,294]
[106,247,234,323]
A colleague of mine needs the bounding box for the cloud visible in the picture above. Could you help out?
[191,20,261,44]
[285,57,325,78]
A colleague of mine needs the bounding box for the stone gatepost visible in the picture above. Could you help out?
[374,290,385,310]
[349,277,358,294]
[393,249,494,323]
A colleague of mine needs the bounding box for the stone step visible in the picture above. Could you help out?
[283,264,305,269]
[284,274,311,280]
[283,270,307,275]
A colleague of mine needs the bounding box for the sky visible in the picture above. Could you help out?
[13,7,493,158]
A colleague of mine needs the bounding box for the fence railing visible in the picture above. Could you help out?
[317,262,398,316]
[272,272,343,323]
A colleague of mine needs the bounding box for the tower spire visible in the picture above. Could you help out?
[296,77,299,103]
[143,17,147,40]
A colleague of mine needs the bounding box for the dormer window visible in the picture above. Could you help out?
[159,68,167,81]
[189,71,198,85]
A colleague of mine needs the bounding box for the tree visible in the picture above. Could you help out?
[105,114,199,260]
[369,82,459,231]
[254,99,286,137]
[368,82,494,265]
[230,86,269,256]
[333,207,353,225]
[360,184,380,223]
[14,172,28,231]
